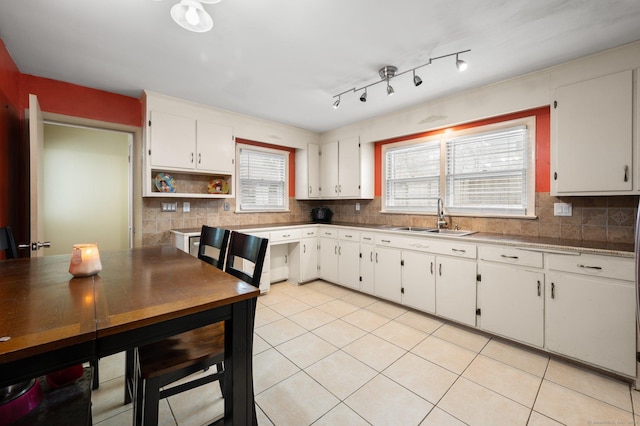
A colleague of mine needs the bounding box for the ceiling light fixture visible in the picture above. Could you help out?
[331,49,470,107]
[155,0,221,33]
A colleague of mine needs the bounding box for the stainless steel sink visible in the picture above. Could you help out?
[425,228,476,236]
[387,226,476,236]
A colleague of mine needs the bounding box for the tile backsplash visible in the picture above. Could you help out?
[141,193,638,246]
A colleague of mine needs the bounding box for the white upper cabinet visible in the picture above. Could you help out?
[307,136,373,199]
[149,111,233,174]
[295,143,320,199]
[551,69,635,195]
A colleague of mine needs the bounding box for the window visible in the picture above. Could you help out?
[383,117,535,217]
[384,137,440,211]
[237,144,289,212]
[445,125,528,215]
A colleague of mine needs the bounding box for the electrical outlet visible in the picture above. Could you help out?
[183,202,190,212]
[553,202,572,217]
[224,202,230,211]
[355,202,360,211]
[161,202,177,212]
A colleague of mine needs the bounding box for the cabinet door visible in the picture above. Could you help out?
[374,246,402,303]
[319,236,338,283]
[295,144,320,199]
[300,238,318,282]
[196,121,234,173]
[337,137,361,198]
[360,243,375,294]
[478,263,544,347]
[553,70,633,194]
[546,272,636,376]
[436,257,477,326]
[320,141,339,197]
[149,110,196,169]
[338,240,360,289]
[402,251,436,313]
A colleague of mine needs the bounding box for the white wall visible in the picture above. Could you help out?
[43,124,130,255]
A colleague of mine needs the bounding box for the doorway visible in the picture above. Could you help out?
[42,123,132,255]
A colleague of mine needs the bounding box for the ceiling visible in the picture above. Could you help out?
[1,1,640,134]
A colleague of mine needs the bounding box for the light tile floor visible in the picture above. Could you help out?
[92,280,640,426]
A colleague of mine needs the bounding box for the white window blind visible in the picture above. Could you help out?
[445,125,527,215]
[238,146,287,211]
[385,140,440,211]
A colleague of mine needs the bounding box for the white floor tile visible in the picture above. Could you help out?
[305,350,377,400]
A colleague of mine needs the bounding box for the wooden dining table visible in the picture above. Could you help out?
[0,245,260,425]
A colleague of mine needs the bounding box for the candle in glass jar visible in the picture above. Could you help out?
[69,244,102,277]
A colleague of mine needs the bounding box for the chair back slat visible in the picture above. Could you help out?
[0,227,18,260]
[198,226,230,270]
[224,232,268,288]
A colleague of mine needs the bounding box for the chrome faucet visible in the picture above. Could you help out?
[437,197,448,229]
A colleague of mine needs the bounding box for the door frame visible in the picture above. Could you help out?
[27,109,143,249]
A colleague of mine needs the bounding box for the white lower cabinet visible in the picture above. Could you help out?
[359,236,375,294]
[546,269,636,376]
[319,234,338,284]
[298,236,318,282]
[478,263,544,347]
[373,246,402,303]
[337,238,360,289]
[401,251,436,313]
[435,256,477,327]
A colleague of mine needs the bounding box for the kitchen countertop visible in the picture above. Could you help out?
[171,222,635,258]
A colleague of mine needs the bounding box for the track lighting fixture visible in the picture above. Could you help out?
[331,49,470,107]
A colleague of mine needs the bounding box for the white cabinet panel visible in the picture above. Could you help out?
[401,251,436,313]
[374,246,402,303]
[552,70,634,194]
[478,263,544,347]
[295,143,320,199]
[360,242,375,295]
[196,121,234,173]
[435,257,477,326]
[150,110,196,169]
[546,271,635,376]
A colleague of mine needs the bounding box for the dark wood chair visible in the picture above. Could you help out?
[133,230,267,426]
[0,226,17,259]
[198,225,230,268]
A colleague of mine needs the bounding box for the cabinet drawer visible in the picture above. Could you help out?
[360,232,375,243]
[300,227,318,238]
[319,228,338,238]
[428,240,477,259]
[375,234,404,247]
[270,228,302,243]
[547,253,633,281]
[338,230,360,241]
[479,246,543,268]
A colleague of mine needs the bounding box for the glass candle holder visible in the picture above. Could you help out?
[69,244,102,277]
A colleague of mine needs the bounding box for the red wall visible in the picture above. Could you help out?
[19,74,142,127]
[374,106,551,196]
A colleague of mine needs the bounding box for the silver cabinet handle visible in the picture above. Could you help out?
[381,239,391,243]
[191,152,194,163]
[439,263,442,276]
[345,234,353,238]
[375,252,378,263]
[452,248,466,254]
[624,165,629,182]
[577,264,602,270]
[335,185,339,194]
[537,280,541,297]
[309,186,312,194]
[338,246,342,255]
[430,262,434,275]
[370,252,373,262]
[284,254,288,264]
[335,246,337,255]
[198,153,201,164]
[551,282,555,299]
[282,234,291,238]
[303,244,306,253]
[501,254,519,259]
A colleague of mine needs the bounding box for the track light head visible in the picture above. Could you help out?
[360,90,367,102]
[456,54,468,72]
[386,81,395,96]
[413,70,423,87]
[333,97,340,109]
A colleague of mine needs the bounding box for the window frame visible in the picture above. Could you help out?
[382,116,536,218]
[236,143,290,213]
